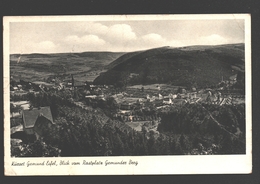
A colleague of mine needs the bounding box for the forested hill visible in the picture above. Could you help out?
[93,43,245,88]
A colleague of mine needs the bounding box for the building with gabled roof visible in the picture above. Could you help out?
[22,106,54,139]
[163,98,173,105]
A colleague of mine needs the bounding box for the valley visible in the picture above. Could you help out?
[9,43,246,157]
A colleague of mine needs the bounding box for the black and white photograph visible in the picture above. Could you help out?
[4,14,252,175]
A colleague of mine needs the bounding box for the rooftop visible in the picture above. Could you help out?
[22,106,54,128]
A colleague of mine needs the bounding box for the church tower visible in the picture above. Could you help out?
[71,74,74,88]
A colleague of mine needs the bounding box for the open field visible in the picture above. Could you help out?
[125,121,148,131]
[126,121,159,132]
[128,83,182,91]
[125,121,145,131]
[115,97,142,104]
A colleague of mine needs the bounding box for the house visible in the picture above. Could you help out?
[96,95,106,101]
[115,93,124,98]
[22,106,54,139]
[74,82,86,89]
[120,102,133,110]
[136,98,143,103]
[147,95,155,102]
[13,87,18,91]
[158,94,163,99]
[57,83,64,90]
[85,95,97,99]
[191,87,197,92]
[156,105,170,109]
[163,98,173,105]
[181,88,186,94]
[129,73,139,78]
[188,92,197,99]
[219,96,233,106]
[17,84,23,89]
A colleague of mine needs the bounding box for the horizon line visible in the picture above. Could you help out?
[10,42,244,55]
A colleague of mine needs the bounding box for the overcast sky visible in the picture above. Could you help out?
[9,19,245,54]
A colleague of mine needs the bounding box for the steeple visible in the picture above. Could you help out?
[71,74,74,87]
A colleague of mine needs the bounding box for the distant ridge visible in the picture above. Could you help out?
[10,51,125,82]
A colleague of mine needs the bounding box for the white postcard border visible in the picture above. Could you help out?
[3,14,252,175]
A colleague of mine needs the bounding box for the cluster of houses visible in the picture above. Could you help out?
[10,74,109,95]
[146,92,199,105]
[10,78,54,93]
[109,90,201,123]
[10,84,23,91]
[85,94,105,101]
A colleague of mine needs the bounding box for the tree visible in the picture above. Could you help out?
[113,134,125,155]
[141,125,148,138]
[106,97,119,111]
[147,131,157,155]
[73,89,79,101]
[115,81,125,91]
[19,139,60,157]
[141,86,144,92]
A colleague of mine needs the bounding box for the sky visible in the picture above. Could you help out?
[9,19,245,54]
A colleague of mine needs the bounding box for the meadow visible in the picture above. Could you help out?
[10,52,124,83]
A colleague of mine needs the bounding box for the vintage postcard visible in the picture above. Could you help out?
[3,14,251,175]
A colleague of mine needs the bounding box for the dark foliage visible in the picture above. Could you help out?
[94,44,244,89]
[158,103,245,154]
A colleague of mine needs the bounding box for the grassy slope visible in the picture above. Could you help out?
[10,52,125,82]
[93,44,245,88]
